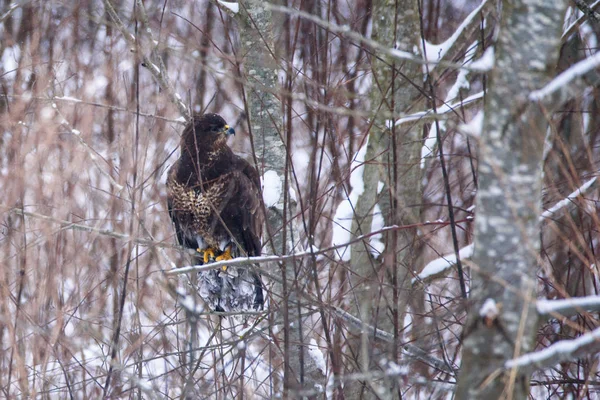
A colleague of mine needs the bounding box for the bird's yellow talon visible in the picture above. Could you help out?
[216,247,232,271]
[198,247,216,263]
[215,247,232,262]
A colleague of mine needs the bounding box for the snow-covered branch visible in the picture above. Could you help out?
[563,0,600,39]
[539,177,597,221]
[506,325,600,372]
[264,2,485,72]
[537,295,600,317]
[413,177,596,286]
[529,51,600,102]
[412,244,474,286]
[423,0,494,72]
[395,91,483,126]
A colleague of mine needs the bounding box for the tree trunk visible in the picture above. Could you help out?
[345,0,424,398]
[236,1,326,396]
[456,1,567,398]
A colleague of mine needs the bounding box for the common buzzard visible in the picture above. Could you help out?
[167,113,264,312]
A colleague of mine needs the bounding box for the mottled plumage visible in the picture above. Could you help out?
[167,113,264,312]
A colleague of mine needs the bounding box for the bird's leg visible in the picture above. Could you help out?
[215,246,232,271]
[197,247,217,264]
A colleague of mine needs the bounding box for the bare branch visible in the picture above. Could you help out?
[102,0,191,120]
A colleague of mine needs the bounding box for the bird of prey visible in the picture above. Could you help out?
[166,113,264,312]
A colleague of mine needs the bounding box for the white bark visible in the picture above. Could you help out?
[455,1,568,399]
[235,0,326,394]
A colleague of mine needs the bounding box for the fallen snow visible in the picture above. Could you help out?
[1,45,20,80]
[308,338,327,375]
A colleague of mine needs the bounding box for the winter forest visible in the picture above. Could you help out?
[1,0,600,398]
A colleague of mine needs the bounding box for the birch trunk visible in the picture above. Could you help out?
[345,0,423,398]
[456,1,567,398]
[236,1,326,395]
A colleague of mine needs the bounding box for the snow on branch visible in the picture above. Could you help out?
[539,177,597,221]
[216,0,239,13]
[529,51,600,102]
[395,91,483,127]
[537,295,600,317]
[413,244,474,286]
[0,1,22,24]
[423,0,493,71]
[506,325,600,372]
[264,2,481,72]
[409,177,596,287]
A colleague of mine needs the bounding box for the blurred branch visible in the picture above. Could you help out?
[10,208,178,250]
[563,0,600,38]
[529,51,600,106]
[537,295,600,317]
[102,0,191,120]
[52,102,124,192]
[573,0,600,25]
[395,91,483,126]
[0,1,26,23]
[333,307,455,374]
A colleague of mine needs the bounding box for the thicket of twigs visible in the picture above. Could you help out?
[1,0,599,398]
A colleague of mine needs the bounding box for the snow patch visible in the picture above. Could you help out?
[332,136,369,260]
[459,110,484,138]
[1,45,20,80]
[262,170,283,208]
[308,338,327,375]
[218,0,239,13]
[470,47,495,72]
[479,298,498,318]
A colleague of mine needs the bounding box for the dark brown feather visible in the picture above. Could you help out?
[166,113,264,311]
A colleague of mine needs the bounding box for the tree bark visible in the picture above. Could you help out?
[236,1,326,396]
[456,1,568,399]
[345,0,424,398]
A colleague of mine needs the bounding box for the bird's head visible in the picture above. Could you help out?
[181,113,235,159]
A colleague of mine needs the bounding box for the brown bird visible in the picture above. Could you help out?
[166,113,264,312]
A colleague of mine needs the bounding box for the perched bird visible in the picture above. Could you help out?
[166,113,264,312]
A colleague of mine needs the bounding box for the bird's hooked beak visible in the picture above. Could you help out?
[223,125,236,136]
